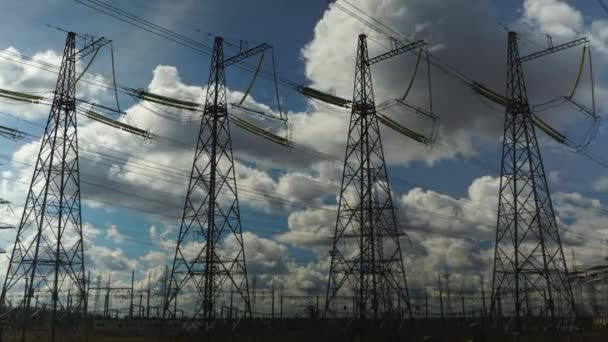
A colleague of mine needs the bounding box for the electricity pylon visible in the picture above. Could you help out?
[164,37,252,321]
[490,31,576,334]
[0,32,86,341]
[325,34,412,321]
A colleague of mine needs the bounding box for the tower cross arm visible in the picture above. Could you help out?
[368,40,425,65]
[224,43,271,67]
[74,36,111,61]
[519,37,588,63]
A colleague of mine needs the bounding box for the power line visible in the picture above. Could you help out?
[0,109,501,216]
[71,0,299,90]
[6,110,608,240]
[1,137,496,234]
[333,0,478,86]
[5,28,591,182]
[0,48,122,93]
[3,171,606,262]
[8,98,608,240]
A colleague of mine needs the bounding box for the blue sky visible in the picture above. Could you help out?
[1,0,608,316]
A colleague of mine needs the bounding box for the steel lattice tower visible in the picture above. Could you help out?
[164,37,250,321]
[0,32,86,340]
[490,32,576,334]
[325,34,412,320]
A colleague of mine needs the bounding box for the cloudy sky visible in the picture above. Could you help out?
[1,0,608,315]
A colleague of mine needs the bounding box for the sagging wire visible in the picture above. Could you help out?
[568,44,587,99]
[129,89,201,111]
[237,50,264,106]
[528,41,600,151]
[377,112,429,144]
[0,47,123,94]
[271,47,291,141]
[272,48,283,119]
[229,113,290,147]
[376,45,438,148]
[0,88,47,104]
[76,97,126,116]
[0,84,152,141]
[298,86,352,108]
[334,0,600,152]
[0,107,504,222]
[229,45,290,142]
[0,33,291,146]
[401,47,422,101]
[110,41,122,113]
[334,0,475,87]
[73,44,99,87]
[231,103,285,122]
[137,100,201,124]
[271,48,288,124]
[425,45,438,145]
[76,104,153,140]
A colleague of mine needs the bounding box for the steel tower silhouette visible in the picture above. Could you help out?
[164,37,251,321]
[325,34,412,321]
[490,31,576,334]
[0,32,86,340]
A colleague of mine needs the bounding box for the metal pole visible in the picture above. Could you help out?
[104,290,108,319]
[162,265,168,315]
[480,275,487,321]
[146,273,151,319]
[84,271,90,340]
[271,283,275,320]
[252,275,257,319]
[106,274,112,320]
[86,270,91,315]
[444,273,451,318]
[461,287,465,320]
[129,270,134,320]
[438,275,444,326]
[21,277,28,342]
[425,289,429,319]
[139,291,143,318]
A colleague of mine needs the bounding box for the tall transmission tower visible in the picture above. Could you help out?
[0,32,87,340]
[490,31,576,334]
[164,37,259,322]
[325,34,412,321]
